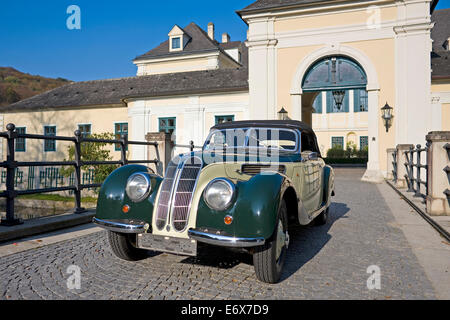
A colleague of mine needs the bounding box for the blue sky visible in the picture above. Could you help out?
[1,0,449,82]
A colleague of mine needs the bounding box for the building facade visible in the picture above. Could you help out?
[1,0,449,184]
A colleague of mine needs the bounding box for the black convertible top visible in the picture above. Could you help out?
[211,120,314,134]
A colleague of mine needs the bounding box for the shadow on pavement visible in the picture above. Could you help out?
[178,202,350,277]
[279,201,350,282]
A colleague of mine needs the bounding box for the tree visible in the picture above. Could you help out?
[5,87,20,103]
[60,132,119,188]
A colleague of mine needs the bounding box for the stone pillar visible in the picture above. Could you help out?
[425,131,450,216]
[395,144,414,188]
[145,132,174,177]
[386,148,396,180]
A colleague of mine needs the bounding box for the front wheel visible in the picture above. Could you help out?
[107,231,148,261]
[253,199,289,283]
[314,207,329,226]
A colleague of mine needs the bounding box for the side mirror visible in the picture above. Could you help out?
[301,151,318,161]
[308,152,319,161]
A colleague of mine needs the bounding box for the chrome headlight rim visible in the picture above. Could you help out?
[203,178,236,211]
[125,173,152,203]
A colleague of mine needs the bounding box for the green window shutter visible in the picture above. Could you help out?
[360,136,369,149]
[312,93,322,113]
[15,127,26,152]
[159,117,176,134]
[44,126,56,152]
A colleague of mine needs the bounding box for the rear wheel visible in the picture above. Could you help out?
[107,231,147,261]
[253,199,289,283]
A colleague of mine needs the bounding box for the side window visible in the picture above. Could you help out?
[301,133,314,152]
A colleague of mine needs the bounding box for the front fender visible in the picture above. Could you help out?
[95,165,162,225]
[195,173,291,240]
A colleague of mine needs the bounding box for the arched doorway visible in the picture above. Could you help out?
[301,56,368,126]
[290,45,383,182]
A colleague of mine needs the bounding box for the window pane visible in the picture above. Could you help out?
[360,136,369,150]
[16,127,26,152]
[215,115,234,125]
[44,126,56,152]
[172,37,181,49]
[115,122,128,151]
[159,117,176,134]
[331,137,344,148]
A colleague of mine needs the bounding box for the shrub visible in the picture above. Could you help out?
[60,132,119,189]
[326,145,345,159]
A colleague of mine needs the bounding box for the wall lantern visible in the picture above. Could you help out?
[332,90,346,110]
[278,107,289,120]
[381,102,393,133]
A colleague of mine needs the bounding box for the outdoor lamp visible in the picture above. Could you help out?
[278,107,289,120]
[332,90,346,110]
[381,102,393,133]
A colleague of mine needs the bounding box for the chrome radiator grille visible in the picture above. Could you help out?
[156,156,202,232]
[155,160,178,230]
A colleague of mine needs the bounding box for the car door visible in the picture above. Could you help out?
[297,132,324,214]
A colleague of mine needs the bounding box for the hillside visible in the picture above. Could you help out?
[0,67,71,107]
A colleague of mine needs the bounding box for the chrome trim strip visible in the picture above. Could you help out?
[92,217,148,234]
[188,228,265,248]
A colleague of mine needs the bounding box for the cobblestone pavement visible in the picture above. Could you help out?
[0,168,436,299]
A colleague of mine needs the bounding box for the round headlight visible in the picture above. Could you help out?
[203,178,236,211]
[126,173,151,202]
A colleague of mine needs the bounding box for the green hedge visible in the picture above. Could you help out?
[324,158,368,164]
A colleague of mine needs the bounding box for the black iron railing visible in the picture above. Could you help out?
[0,123,160,226]
[404,143,429,202]
[392,149,398,183]
[444,143,450,203]
[174,140,202,152]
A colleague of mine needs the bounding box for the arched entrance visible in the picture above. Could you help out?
[289,45,383,182]
[301,56,368,126]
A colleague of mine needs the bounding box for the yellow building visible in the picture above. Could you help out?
[1,0,449,185]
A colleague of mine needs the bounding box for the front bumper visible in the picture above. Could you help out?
[93,217,150,234]
[188,228,265,248]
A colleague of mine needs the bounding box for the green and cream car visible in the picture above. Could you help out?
[93,120,335,283]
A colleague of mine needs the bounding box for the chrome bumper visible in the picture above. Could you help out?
[92,217,149,234]
[188,228,265,248]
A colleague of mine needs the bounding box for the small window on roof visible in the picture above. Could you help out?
[172,37,181,50]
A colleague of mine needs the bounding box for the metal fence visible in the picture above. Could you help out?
[174,140,202,153]
[391,149,398,183]
[403,144,429,202]
[0,123,160,226]
[444,143,450,203]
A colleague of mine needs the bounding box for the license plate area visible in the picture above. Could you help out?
[137,234,197,256]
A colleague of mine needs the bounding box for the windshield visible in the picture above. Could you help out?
[203,128,298,152]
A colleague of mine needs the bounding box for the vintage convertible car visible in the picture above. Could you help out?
[93,120,335,283]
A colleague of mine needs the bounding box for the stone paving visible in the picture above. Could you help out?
[0,168,436,299]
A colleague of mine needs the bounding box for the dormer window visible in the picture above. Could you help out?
[172,37,181,50]
[168,25,190,52]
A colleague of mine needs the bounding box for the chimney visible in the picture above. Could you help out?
[207,22,215,40]
[447,37,450,51]
[222,33,230,43]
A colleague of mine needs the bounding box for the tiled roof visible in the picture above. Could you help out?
[3,68,249,111]
[432,51,450,79]
[431,8,450,52]
[238,0,337,14]
[134,22,241,64]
